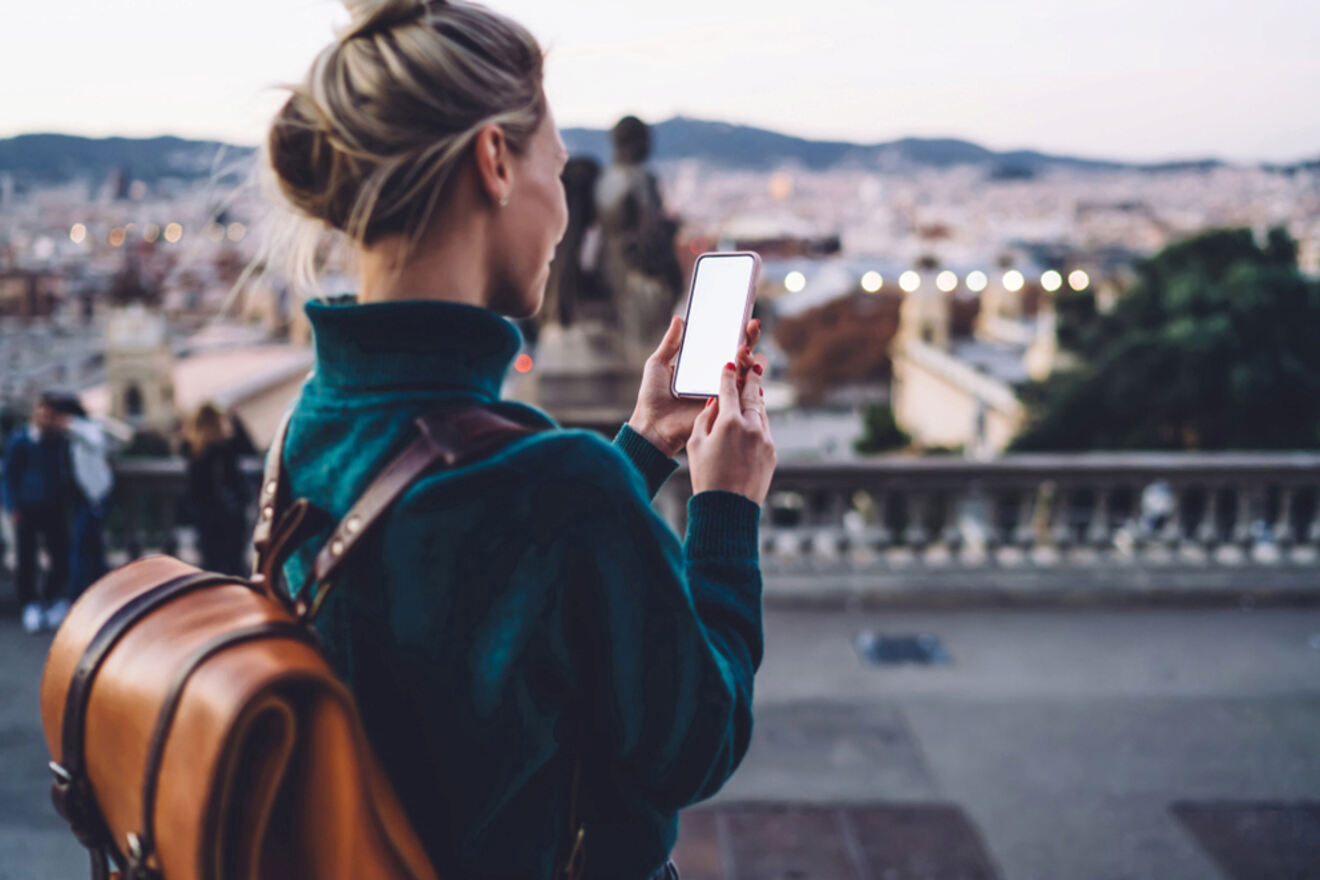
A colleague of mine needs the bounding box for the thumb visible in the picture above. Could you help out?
[650,315,684,364]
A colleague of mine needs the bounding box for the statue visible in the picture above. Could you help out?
[519,117,683,430]
[540,157,605,332]
[594,116,683,363]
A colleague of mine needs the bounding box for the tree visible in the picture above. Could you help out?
[1013,227,1320,451]
[854,402,910,454]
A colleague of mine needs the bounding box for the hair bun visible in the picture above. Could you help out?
[339,0,428,42]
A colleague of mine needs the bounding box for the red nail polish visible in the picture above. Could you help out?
[759,387,764,397]
[753,364,764,375]
[725,362,736,371]
[705,397,714,407]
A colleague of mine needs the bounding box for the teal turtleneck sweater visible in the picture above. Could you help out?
[277,296,763,880]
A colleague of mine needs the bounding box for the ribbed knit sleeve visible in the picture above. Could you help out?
[611,423,679,499]
[686,490,761,561]
[558,437,764,852]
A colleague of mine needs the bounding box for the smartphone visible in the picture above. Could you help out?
[671,251,762,398]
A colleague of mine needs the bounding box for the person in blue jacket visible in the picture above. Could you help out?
[260,1,777,878]
[2,392,74,633]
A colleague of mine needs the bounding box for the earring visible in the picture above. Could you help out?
[499,193,510,207]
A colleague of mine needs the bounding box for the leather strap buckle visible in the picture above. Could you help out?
[49,761,101,850]
[125,832,160,880]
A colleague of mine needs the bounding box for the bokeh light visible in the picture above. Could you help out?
[69,223,86,244]
[1041,270,1063,292]
[860,271,883,293]
[1069,270,1091,291]
[226,222,246,242]
[784,271,807,293]
[899,270,921,292]
[936,270,958,292]
[965,270,988,292]
[1002,270,1025,292]
[143,223,160,243]
[514,353,533,374]
[108,227,126,247]
[163,222,183,243]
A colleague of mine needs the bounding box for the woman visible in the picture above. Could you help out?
[181,401,252,575]
[262,2,777,878]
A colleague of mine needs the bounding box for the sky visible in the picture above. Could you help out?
[3,0,1318,164]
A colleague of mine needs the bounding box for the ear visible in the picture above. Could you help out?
[472,123,513,208]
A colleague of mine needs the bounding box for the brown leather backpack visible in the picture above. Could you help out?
[39,403,585,880]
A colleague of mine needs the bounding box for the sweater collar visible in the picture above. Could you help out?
[305,295,523,398]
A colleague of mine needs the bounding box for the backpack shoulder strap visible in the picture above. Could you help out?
[250,405,295,576]
[294,403,543,617]
[310,404,541,583]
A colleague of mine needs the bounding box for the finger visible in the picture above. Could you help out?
[736,343,754,375]
[717,359,741,418]
[692,395,718,437]
[744,317,762,350]
[650,315,684,364]
[740,356,765,414]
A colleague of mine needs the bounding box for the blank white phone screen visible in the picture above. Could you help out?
[674,254,756,396]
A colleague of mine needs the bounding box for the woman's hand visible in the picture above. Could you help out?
[687,353,777,505]
[627,315,762,458]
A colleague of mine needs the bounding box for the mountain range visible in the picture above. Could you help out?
[0,118,1308,187]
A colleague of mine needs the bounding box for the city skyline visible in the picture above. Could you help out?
[3,0,1318,164]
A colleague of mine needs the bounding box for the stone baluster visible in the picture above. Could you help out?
[1050,486,1074,550]
[825,490,849,558]
[870,490,893,551]
[940,490,964,560]
[903,491,930,556]
[1011,486,1035,549]
[1160,485,1184,548]
[1309,486,1320,546]
[1232,484,1255,551]
[1198,485,1222,550]
[1087,487,1112,552]
[1273,485,1296,550]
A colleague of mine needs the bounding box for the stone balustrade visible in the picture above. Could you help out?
[4,452,1318,601]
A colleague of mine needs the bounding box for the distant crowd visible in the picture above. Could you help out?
[1,393,256,633]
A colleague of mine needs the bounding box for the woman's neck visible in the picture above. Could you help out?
[357,213,490,307]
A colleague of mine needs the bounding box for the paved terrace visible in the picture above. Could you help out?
[3,594,1318,880]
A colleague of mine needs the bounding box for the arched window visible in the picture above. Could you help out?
[124,383,144,417]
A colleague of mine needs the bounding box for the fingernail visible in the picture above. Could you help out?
[725,362,735,371]
[759,388,764,397]
[753,364,763,375]
[705,397,714,407]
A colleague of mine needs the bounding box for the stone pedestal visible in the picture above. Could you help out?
[512,321,639,433]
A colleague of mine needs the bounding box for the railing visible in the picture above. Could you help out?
[654,452,1320,601]
[4,453,1319,601]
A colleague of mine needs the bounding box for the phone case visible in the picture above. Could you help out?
[671,251,763,399]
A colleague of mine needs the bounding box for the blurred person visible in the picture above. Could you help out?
[258,1,776,877]
[44,395,131,625]
[180,401,252,576]
[2,392,74,634]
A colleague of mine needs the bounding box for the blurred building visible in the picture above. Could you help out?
[891,273,1031,455]
[0,268,61,318]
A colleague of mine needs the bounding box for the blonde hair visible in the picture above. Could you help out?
[255,0,546,300]
[185,401,230,456]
